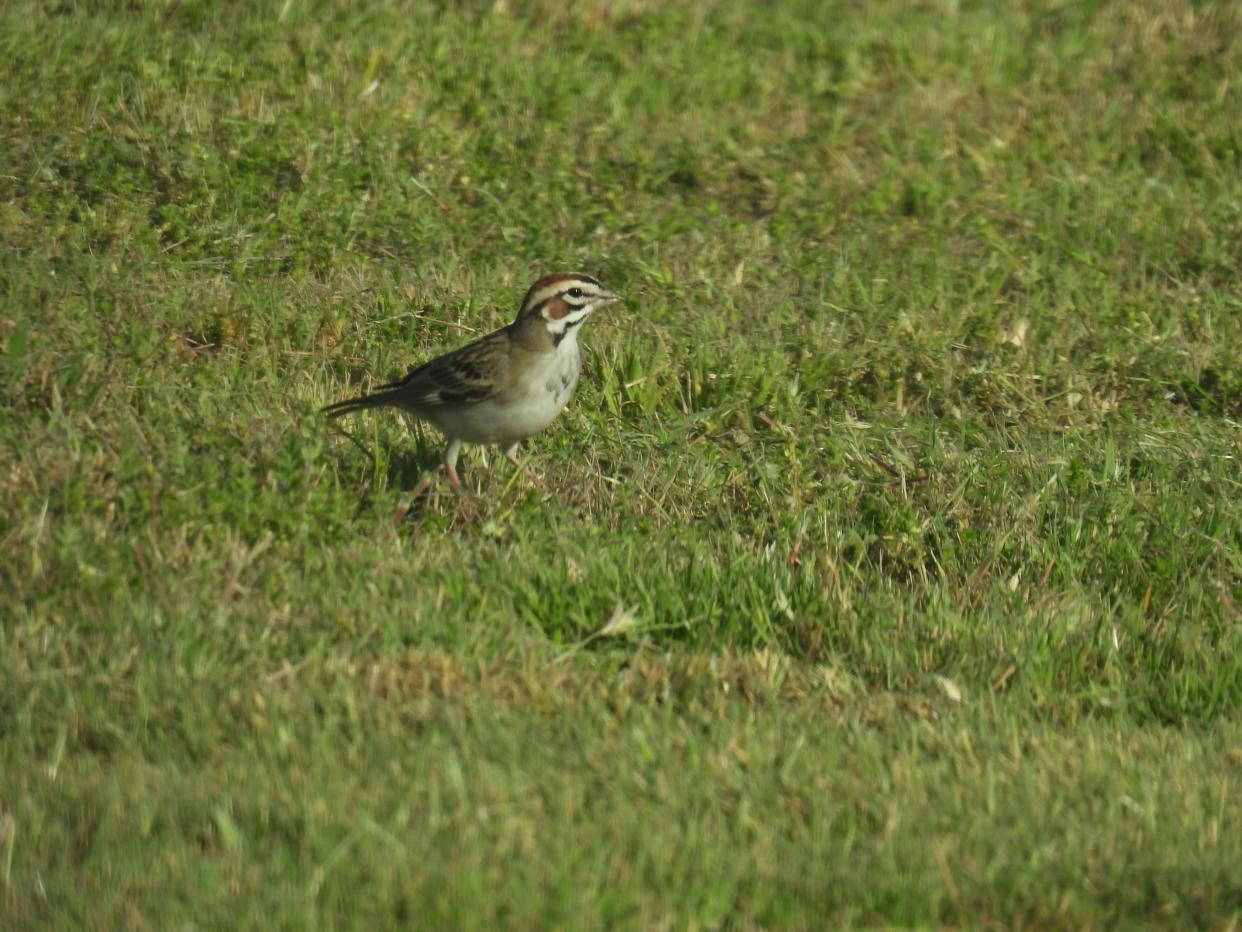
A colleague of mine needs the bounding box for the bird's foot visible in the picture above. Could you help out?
[391,466,460,523]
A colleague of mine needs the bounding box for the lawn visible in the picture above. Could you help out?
[2,0,1241,927]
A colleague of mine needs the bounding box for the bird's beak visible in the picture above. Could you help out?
[600,290,623,306]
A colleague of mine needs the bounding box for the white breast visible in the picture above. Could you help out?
[427,333,582,447]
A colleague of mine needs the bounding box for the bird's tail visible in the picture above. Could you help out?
[321,388,404,419]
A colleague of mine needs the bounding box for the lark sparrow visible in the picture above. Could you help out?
[324,273,621,488]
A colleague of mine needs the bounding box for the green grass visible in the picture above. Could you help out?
[3,0,1242,926]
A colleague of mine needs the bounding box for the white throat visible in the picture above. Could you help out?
[546,310,591,345]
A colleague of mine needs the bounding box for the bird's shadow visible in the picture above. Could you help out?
[329,421,441,491]
[326,420,517,527]
[385,445,441,490]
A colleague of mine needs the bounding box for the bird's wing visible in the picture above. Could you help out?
[381,329,513,407]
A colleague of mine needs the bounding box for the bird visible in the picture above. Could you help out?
[323,272,621,489]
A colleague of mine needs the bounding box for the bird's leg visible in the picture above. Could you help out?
[495,441,529,501]
[443,437,463,490]
[405,437,463,504]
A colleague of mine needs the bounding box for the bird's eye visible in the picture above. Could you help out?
[567,287,584,298]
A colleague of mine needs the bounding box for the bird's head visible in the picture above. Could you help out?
[516,273,621,346]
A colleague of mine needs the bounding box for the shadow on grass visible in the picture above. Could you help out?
[326,419,442,491]
[385,443,441,490]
